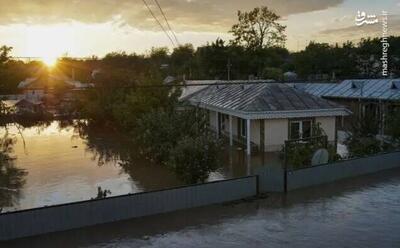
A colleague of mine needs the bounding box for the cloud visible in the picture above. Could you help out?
[0,0,344,31]
[316,15,400,43]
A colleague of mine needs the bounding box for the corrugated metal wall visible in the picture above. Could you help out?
[254,167,284,192]
[287,152,400,190]
[0,176,257,241]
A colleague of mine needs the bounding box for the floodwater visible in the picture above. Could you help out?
[0,120,282,211]
[5,168,400,248]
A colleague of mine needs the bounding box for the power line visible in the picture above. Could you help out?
[141,0,176,47]
[152,0,180,46]
[21,80,308,90]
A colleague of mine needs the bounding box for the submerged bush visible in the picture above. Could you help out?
[0,133,27,208]
[346,136,382,158]
[168,136,221,184]
[134,108,221,183]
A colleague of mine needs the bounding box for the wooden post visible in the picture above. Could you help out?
[215,111,219,138]
[246,119,251,155]
[284,140,288,193]
[229,115,233,146]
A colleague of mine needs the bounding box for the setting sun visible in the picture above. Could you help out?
[42,56,58,67]
[24,24,76,62]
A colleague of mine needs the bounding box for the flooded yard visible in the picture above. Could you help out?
[5,167,400,248]
[0,120,282,212]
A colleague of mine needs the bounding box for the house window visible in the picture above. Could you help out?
[238,118,247,137]
[362,103,379,119]
[289,119,312,140]
[290,121,300,140]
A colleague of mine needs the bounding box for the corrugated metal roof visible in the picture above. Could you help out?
[289,79,400,101]
[187,82,350,119]
[289,83,339,97]
[179,80,218,100]
[179,80,275,100]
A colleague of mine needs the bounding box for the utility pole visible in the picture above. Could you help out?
[227,59,232,81]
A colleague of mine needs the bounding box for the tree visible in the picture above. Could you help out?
[230,6,286,49]
[168,136,221,184]
[0,133,27,208]
[386,110,400,144]
[170,44,195,77]
[134,108,208,163]
[345,113,383,157]
[195,39,231,79]
[262,67,283,80]
[0,46,12,66]
[293,42,333,78]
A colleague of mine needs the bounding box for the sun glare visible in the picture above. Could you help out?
[42,56,58,67]
[25,25,76,65]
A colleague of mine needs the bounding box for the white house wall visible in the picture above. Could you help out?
[231,116,239,137]
[250,120,260,146]
[207,110,337,152]
[315,116,336,142]
[264,119,288,152]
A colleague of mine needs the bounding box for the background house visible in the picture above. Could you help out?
[1,99,44,114]
[290,79,400,135]
[14,99,44,114]
[17,69,94,115]
[186,81,351,154]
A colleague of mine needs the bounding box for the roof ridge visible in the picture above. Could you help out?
[242,83,272,109]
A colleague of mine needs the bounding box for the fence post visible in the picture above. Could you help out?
[256,175,260,195]
[284,141,288,193]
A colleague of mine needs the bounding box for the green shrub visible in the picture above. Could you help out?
[168,136,221,184]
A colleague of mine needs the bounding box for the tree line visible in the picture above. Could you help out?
[1,6,399,94]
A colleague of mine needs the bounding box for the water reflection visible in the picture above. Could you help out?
[0,132,27,209]
[0,120,283,211]
[0,120,137,211]
[73,120,185,191]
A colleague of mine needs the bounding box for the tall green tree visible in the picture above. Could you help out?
[0,46,12,65]
[170,44,195,78]
[230,6,286,49]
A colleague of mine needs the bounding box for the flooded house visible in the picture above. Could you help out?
[1,99,44,114]
[184,81,351,155]
[290,79,400,135]
[17,69,94,115]
[14,99,44,114]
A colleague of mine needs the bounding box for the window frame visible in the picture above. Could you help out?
[289,119,313,140]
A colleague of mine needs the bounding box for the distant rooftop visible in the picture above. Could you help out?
[289,79,400,101]
[18,72,94,90]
